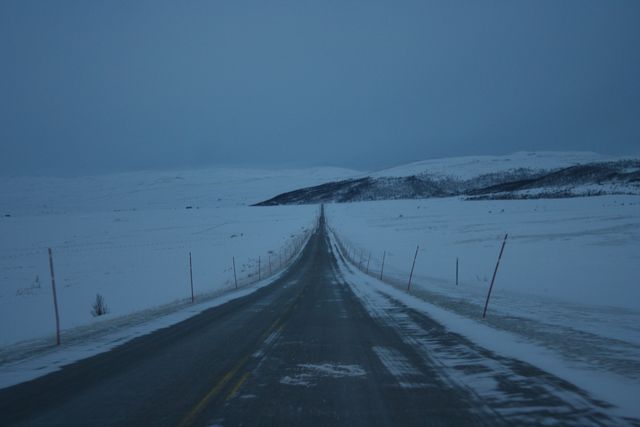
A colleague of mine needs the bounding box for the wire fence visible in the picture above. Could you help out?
[23,209,322,349]
[326,221,507,320]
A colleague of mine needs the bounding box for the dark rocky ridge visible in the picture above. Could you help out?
[254,160,640,206]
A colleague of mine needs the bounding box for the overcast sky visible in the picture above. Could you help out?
[1,1,639,176]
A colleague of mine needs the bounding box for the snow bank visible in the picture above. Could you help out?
[326,196,640,380]
[327,196,640,310]
[327,224,640,420]
[0,167,343,348]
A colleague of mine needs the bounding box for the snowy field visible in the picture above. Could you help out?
[0,167,357,349]
[2,154,639,415]
[329,236,640,420]
[326,196,640,413]
[369,150,613,179]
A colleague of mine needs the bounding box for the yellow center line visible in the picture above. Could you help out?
[225,372,251,401]
[177,285,306,427]
[176,353,250,427]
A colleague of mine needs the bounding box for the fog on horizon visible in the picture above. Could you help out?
[1,0,639,177]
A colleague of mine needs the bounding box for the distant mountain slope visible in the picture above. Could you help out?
[254,153,640,205]
[370,151,611,179]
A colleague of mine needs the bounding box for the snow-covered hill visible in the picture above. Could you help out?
[255,152,640,205]
[370,151,614,179]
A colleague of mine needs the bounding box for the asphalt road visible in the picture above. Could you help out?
[0,213,623,426]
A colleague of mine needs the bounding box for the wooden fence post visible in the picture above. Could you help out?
[233,256,238,289]
[456,257,459,286]
[258,256,261,281]
[482,234,509,319]
[407,245,419,291]
[48,248,61,346]
[366,253,371,274]
[189,252,194,303]
[380,251,386,280]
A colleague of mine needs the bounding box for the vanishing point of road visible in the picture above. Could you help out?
[0,212,623,426]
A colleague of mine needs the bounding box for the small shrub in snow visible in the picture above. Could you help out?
[16,275,42,296]
[91,293,109,317]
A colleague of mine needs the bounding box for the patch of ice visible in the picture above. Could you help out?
[297,363,366,378]
[279,362,366,387]
[279,375,313,387]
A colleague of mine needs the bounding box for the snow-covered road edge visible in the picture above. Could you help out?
[0,229,314,391]
[327,229,639,421]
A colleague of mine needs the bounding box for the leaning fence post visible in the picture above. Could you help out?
[380,251,386,280]
[456,257,459,286]
[232,256,238,289]
[48,248,61,346]
[482,234,509,319]
[407,245,419,291]
[189,252,194,303]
